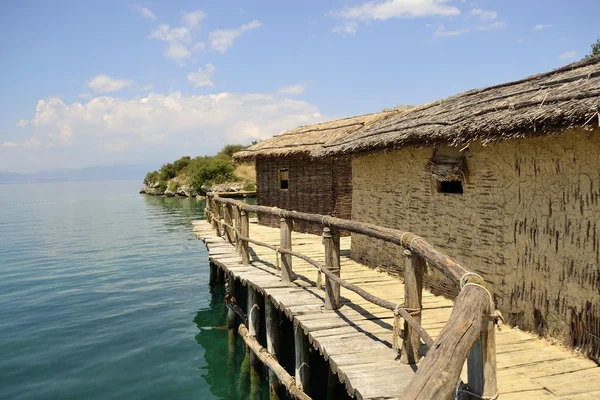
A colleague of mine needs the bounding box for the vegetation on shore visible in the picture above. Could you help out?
[142,144,256,196]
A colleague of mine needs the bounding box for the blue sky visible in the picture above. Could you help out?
[0,0,598,173]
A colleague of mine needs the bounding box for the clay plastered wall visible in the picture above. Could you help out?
[351,128,600,359]
[256,156,351,234]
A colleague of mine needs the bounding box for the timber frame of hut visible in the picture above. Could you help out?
[313,56,600,363]
[233,111,404,234]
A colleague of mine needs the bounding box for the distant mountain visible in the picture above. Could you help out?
[0,165,150,184]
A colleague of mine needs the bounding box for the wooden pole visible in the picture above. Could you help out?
[467,306,497,399]
[241,211,250,265]
[223,204,234,244]
[294,323,310,394]
[206,196,213,224]
[280,218,293,284]
[212,198,222,237]
[265,298,282,399]
[227,328,238,399]
[227,274,237,329]
[323,227,341,310]
[209,260,217,290]
[248,287,260,368]
[239,324,310,400]
[401,250,425,364]
[402,285,490,400]
[233,206,242,255]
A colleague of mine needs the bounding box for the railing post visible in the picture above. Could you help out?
[323,227,341,310]
[233,206,241,254]
[206,195,212,223]
[212,197,222,237]
[223,204,233,244]
[280,218,293,284]
[467,307,497,399]
[401,250,425,364]
[240,210,250,265]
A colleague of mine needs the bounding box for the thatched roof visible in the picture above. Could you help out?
[233,109,407,162]
[316,57,600,157]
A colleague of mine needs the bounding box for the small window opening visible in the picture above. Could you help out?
[438,180,463,194]
[279,168,289,190]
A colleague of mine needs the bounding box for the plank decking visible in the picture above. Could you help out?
[192,219,600,399]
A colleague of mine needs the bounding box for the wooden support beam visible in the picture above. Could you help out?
[223,204,234,244]
[402,285,490,400]
[323,227,341,310]
[401,250,425,364]
[227,274,237,329]
[265,298,282,399]
[240,211,250,265]
[233,206,242,255]
[467,306,497,399]
[294,323,310,394]
[280,218,293,284]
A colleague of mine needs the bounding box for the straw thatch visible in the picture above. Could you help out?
[317,57,600,157]
[233,109,408,162]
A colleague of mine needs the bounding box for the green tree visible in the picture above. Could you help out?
[143,170,159,186]
[172,156,191,174]
[219,144,247,158]
[585,38,600,59]
[159,162,177,181]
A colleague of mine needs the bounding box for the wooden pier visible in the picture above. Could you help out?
[193,194,600,399]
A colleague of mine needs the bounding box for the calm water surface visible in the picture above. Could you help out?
[0,181,264,400]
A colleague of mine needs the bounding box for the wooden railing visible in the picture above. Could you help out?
[204,192,500,399]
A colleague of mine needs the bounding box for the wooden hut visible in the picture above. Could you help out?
[233,111,401,234]
[317,57,600,361]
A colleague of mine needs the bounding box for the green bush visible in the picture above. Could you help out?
[156,181,168,192]
[243,181,256,191]
[167,181,179,192]
[186,156,236,191]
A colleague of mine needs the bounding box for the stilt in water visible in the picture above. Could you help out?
[227,329,238,399]
[294,322,310,395]
[265,298,282,400]
[209,261,217,292]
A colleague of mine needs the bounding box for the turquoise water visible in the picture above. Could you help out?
[0,181,264,400]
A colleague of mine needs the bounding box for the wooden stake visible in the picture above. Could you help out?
[233,206,242,255]
[467,307,497,399]
[227,274,237,329]
[265,298,282,399]
[294,323,310,394]
[280,218,293,284]
[241,211,250,265]
[401,250,425,364]
[209,261,217,290]
[323,227,341,310]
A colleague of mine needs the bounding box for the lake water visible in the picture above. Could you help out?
[0,181,267,400]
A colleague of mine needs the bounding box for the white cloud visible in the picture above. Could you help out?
[278,83,307,96]
[87,74,133,93]
[1,141,18,148]
[22,92,326,150]
[533,24,552,31]
[137,83,154,91]
[24,137,41,148]
[469,8,497,21]
[149,24,204,65]
[209,20,262,53]
[332,21,358,37]
[181,9,206,29]
[433,25,470,36]
[187,64,217,87]
[333,0,460,20]
[331,0,460,35]
[559,50,577,60]
[478,21,506,31]
[134,5,157,20]
[16,119,29,128]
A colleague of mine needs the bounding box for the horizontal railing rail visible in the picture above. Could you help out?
[204,192,500,399]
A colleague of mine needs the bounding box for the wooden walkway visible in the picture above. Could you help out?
[193,219,600,399]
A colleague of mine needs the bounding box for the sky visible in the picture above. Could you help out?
[0,0,598,173]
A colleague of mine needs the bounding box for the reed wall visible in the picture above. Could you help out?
[256,156,352,235]
[351,128,600,362]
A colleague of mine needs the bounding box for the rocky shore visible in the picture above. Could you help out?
[139,181,247,199]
